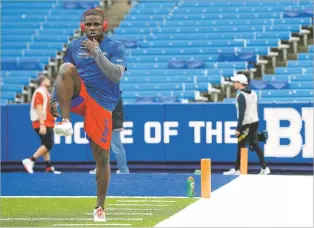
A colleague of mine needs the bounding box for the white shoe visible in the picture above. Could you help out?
[116,169,130,174]
[89,168,96,174]
[46,166,62,174]
[93,207,106,222]
[22,158,34,174]
[223,168,240,175]
[54,120,73,136]
[259,167,271,175]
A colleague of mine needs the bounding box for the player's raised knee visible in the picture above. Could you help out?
[59,62,76,75]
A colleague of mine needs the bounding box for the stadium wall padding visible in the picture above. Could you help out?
[1,103,313,163]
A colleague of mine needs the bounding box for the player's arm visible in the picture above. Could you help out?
[36,104,45,125]
[34,93,47,134]
[82,39,126,83]
[236,93,246,132]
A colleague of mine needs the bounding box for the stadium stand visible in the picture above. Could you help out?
[1,0,99,104]
[0,0,313,105]
[112,0,313,104]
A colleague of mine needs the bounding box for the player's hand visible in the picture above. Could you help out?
[39,125,47,135]
[81,38,99,52]
[235,131,241,137]
[49,100,61,117]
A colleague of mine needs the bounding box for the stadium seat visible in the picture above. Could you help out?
[275,67,314,74]
[298,53,314,60]
[264,74,313,81]
[289,81,314,89]
[259,89,313,98]
[0,84,24,93]
[1,91,17,101]
[0,99,9,105]
[287,60,314,67]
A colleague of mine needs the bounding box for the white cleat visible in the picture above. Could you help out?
[46,166,62,174]
[116,170,130,174]
[54,120,73,136]
[259,167,271,175]
[223,168,240,175]
[89,168,96,174]
[93,207,106,222]
[22,158,34,174]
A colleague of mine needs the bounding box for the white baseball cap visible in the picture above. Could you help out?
[230,74,248,85]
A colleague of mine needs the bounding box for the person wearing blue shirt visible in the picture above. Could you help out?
[49,8,127,222]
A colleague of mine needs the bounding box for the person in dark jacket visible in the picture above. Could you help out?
[90,97,130,174]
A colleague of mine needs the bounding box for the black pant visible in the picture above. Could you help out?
[235,122,266,170]
[34,127,54,151]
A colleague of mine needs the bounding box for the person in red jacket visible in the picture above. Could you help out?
[22,76,61,174]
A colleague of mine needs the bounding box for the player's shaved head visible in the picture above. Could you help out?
[84,9,105,22]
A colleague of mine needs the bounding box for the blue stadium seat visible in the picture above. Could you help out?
[287,60,314,67]
[298,53,314,60]
[1,77,32,84]
[2,2,54,8]
[0,91,17,101]
[111,31,292,42]
[2,23,41,29]
[247,39,279,47]
[139,40,244,48]
[128,47,234,55]
[124,69,235,76]
[308,45,314,53]
[275,67,314,74]
[264,74,313,81]
[122,75,221,84]
[120,83,185,91]
[1,36,32,42]
[180,1,312,7]
[43,21,80,29]
[1,58,45,70]
[132,2,176,9]
[0,99,9,105]
[169,12,284,20]
[260,89,313,97]
[259,97,314,103]
[122,90,196,100]
[2,43,28,49]
[127,55,220,62]
[24,50,59,57]
[289,81,314,89]
[1,70,38,78]
[29,42,64,49]
[124,14,167,21]
[129,8,171,14]
[32,35,70,42]
[115,25,301,34]
[119,18,312,28]
[0,84,24,93]
[1,50,23,57]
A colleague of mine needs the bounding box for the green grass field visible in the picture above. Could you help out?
[0,197,197,227]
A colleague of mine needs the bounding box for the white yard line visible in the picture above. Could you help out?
[108,208,162,211]
[85,212,153,216]
[107,204,168,207]
[53,224,132,227]
[1,196,191,198]
[0,218,143,221]
[116,200,176,203]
